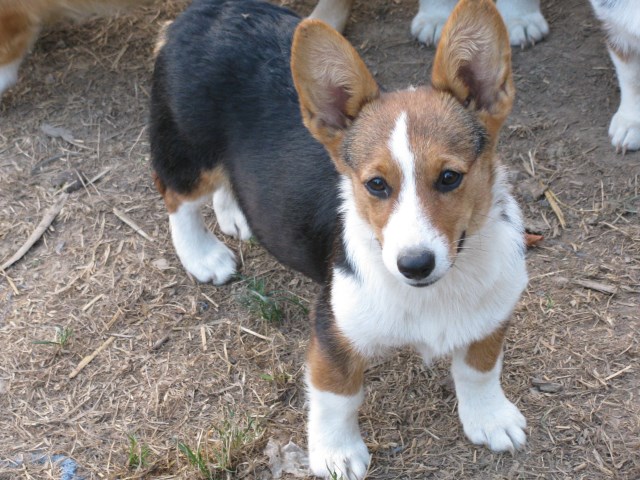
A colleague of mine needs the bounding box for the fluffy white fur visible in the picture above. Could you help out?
[169,199,237,285]
[307,381,369,480]
[333,165,527,358]
[382,112,450,284]
[589,0,640,152]
[213,185,253,240]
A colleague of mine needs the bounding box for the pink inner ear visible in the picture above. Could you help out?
[319,84,351,129]
[458,62,495,111]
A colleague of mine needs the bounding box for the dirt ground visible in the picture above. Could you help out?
[0,0,638,478]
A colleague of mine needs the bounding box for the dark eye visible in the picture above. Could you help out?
[436,170,463,192]
[365,177,391,199]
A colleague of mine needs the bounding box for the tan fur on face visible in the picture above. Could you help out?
[344,88,493,258]
[291,0,512,266]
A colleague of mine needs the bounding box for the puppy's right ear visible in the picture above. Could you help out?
[291,19,379,162]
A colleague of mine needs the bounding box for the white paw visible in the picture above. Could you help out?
[503,12,549,47]
[459,397,527,452]
[411,10,450,46]
[497,0,549,48]
[213,187,252,240]
[180,234,237,285]
[609,111,640,153]
[309,440,370,480]
[169,202,238,285]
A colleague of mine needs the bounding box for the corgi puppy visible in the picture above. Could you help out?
[310,0,548,48]
[589,0,640,152]
[0,0,149,97]
[150,0,528,478]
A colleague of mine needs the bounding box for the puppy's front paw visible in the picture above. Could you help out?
[459,397,527,452]
[309,439,370,480]
[177,234,237,285]
[609,111,640,153]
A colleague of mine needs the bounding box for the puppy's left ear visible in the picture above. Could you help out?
[291,19,379,163]
[432,0,514,140]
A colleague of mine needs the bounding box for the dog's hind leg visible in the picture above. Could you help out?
[154,170,237,285]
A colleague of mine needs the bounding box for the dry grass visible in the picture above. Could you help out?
[0,0,639,479]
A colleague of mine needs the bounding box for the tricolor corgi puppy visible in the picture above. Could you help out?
[0,0,149,97]
[589,0,640,152]
[310,0,548,48]
[150,0,528,478]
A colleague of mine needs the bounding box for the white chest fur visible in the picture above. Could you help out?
[332,167,528,359]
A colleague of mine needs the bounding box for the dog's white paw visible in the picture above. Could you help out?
[179,234,237,285]
[213,187,253,240]
[411,12,448,46]
[309,440,370,480]
[497,0,548,47]
[170,202,238,285]
[609,111,640,153]
[459,397,527,452]
[504,12,549,47]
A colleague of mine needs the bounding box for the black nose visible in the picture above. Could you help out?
[397,250,435,280]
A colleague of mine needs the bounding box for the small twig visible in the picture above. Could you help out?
[112,207,154,242]
[574,279,617,295]
[1,194,68,271]
[0,271,19,295]
[239,325,273,342]
[603,365,632,381]
[544,188,566,229]
[69,336,115,379]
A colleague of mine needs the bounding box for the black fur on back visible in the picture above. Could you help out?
[150,0,341,283]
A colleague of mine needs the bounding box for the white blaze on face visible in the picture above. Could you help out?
[381,111,451,284]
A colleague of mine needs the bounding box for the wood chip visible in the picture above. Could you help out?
[69,336,115,379]
[112,207,154,242]
[574,279,618,295]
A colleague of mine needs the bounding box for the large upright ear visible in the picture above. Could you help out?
[291,19,379,161]
[432,0,514,139]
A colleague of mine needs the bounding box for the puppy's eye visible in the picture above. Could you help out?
[365,177,391,199]
[435,170,463,192]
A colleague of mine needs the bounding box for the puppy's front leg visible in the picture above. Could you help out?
[451,324,527,452]
[306,293,369,480]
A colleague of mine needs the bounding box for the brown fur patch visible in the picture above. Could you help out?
[465,323,509,372]
[155,166,227,214]
[0,9,38,64]
[307,335,365,396]
[307,288,366,396]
